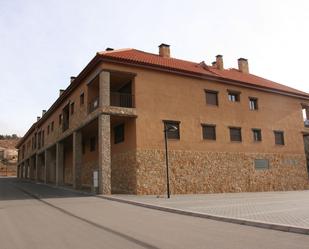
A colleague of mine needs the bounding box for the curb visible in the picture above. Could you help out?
[98,195,309,235]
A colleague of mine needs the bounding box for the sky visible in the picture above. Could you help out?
[0,0,309,136]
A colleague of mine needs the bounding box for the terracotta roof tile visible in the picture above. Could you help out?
[99,49,309,97]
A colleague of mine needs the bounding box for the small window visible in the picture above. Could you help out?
[114,123,125,144]
[274,131,284,145]
[80,93,84,106]
[90,137,96,151]
[205,90,218,106]
[163,120,180,139]
[229,127,242,142]
[71,102,75,115]
[47,125,50,135]
[228,91,240,102]
[51,121,54,132]
[255,159,269,170]
[59,114,62,126]
[202,124,216,140]
[252,129,262,142]
[249,98,258,110]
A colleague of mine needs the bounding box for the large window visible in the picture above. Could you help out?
[114,123,125,144]
[202,124,216,140]
[252,129,262,142]
[229,127,242,142]
[164,120,180,139]
[274,131,284,145]
[228,90,240,102]
[249,97,258,110]
[205,90,218,106]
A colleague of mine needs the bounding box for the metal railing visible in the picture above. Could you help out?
[110,92,134,108]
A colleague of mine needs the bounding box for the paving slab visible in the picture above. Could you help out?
[101,190,309,234]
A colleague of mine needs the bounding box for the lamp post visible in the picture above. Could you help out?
[163,124,178,199]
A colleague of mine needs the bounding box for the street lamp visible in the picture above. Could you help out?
[163,124,178,199]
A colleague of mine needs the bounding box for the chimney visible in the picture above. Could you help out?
[59,89,65,96]
[105,47,114,51]
[212,61,217,67]
[238,58,249,73]
[42,110,46,116]
[37,116,41,122]
[216,55,224,70]
[159,43,170,58]
[70,76,76,83]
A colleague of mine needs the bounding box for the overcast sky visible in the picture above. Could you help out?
[0,0,309,136]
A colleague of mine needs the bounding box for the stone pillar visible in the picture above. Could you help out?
[16,165,19,178]
[73,131,82,189]
[98,114,111,194]
[56,142,64,186]
[99,71,110,107]
[44,150,49,184]
[35,154,39,182]
[20,163,24,178]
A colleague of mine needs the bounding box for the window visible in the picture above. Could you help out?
[114,123,125,144]
[163,120,180,139]
[51,121,54,132]
[274,131,284,145]
[254,159,269,170]
[71,102,75,115]
[228,90,240,102]
[47,125,50,135]
[205,90,218,106]
[249,97,258,110]
[90,137,96,151]
[252,129,262,142]
[202,124,216,140]
[229,127,242,142]
[59,114,62,126]
[80,93,84,105]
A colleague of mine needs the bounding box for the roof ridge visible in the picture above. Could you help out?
[98,48,134,55]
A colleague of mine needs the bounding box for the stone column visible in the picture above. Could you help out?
[20,163,24,178]
[44,150,49,184]
[98,114,111,194]
[56,142,64,186]
[73,131,82,189]
[35,154,39,182]
[99,71,110,107]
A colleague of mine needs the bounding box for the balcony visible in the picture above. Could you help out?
[111,92,134,108]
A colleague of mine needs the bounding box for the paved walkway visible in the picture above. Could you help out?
[104,190,309,232]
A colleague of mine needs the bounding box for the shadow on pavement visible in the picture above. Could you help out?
[0,177,92,201]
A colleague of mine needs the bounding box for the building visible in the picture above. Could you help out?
[16,44,309,194]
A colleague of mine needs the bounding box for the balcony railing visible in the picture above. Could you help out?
[305,120,309,128]
[88,97,99,113]
[111,92,134,108]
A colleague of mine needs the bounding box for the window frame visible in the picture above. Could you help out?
[227,90,241,102]
[274,130,285,145]
[70,102,75,115]
[202,124,216,140]
[205,90,219,106]
[252,128,262,142]
[80,93,84,106]
[114,123,125,144]
[229,127,242,142]
[249,97,258,110]
[163,120,180,140]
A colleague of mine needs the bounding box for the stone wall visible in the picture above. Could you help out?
[111,150,137,194]
[135,149,309,195]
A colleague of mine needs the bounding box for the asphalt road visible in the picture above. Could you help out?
[1,177,309,249]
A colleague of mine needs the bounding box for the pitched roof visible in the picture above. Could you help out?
[99,48,309,97]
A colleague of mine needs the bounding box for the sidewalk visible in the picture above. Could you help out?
[100,190,309,235]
